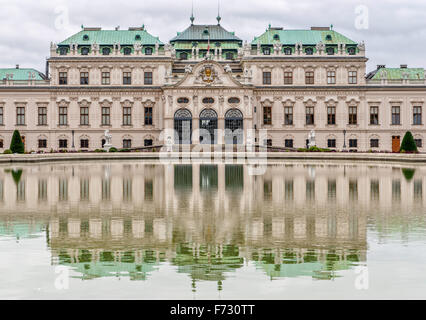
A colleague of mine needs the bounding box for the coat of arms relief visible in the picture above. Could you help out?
[194,64,223,85]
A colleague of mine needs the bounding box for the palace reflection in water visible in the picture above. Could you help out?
[0,161,425,291]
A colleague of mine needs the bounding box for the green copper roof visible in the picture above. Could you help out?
[170,24,241,42]
[58,29,163,46]
[172,42,240,50]
[252,28,357,45]
[0,68,45,81]
[370,67,425,80]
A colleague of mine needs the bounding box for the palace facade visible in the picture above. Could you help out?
[0,16,425,152]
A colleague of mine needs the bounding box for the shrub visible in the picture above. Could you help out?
[109,147,118,152]
[402,168,416,181]
[10,130,25,154]
[94,149,106,153]
[3,149,12,154]
[400,131,418,153]
[119,148,131,153]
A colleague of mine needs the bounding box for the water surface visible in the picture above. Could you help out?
[0,160,425,299]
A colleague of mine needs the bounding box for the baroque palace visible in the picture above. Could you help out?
[0,14,425,152]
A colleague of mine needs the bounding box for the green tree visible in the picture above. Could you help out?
[10,130,25,154]
[400,131,418,153]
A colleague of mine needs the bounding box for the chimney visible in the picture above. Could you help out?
[377,65,386,69]
[16,64,19,69]
[400,64,407,69]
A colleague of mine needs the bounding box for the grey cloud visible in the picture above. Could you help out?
[0,0,425,73]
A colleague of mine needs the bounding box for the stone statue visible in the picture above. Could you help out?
[224,64,232,73]
[103,130,113,151]
[357,41,365,51]
[184,64,193,73]
[308,130,316,148]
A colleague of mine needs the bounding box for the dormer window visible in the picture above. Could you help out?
[215,42,221,47]
[102,47,111,55]
[273,34,280,41]
[325,34,332,41]
[284,47,292,55]
[263,47,271,55]
[123,47,132,55]
[81,47,90,55]
[145,47,153,55]
[192,42,198,47]
[348,47,356,55]
[305,47,313,55]
[226,52,233,60]
[59,47,68,55]
[135,35,141,41]
[203,29,209,35]
[180,52,188,60]
[83,34,89,41]
[326,47,334,55]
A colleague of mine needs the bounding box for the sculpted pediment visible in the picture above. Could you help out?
[172,60,245,88]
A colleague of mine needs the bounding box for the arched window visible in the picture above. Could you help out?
[123,47,132,55]
[284,47,292,55]
[273,34,280,41]
[199,109,218,144]
[225,109,244,145]
[135,35,141,41]
[326,47,334,55]
[145,47,153,55]
[325,34,332,41]
[174,109,192,144]
[102,47,111,55]
[305,47,313,55]
[83,34,89,41]
[81,47,90,55]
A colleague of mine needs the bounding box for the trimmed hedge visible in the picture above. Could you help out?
[10,130,25,154]
[400,131,418,153]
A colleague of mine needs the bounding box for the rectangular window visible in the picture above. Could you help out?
[123,107,132,125]
[80,72,89,85]
[144,139,153,147]
[144,107,153,125]
[123,139,132,149]
[285,139,293,148]
[80,139,89,148]
[349,106,357,125]
[38,107,47,125]
[370,106,379,125]
[413,106,422,125]
[349,139,358,148]
[284,107,293,125]
[102,72,110,85]
[0,107,3,125]
[80,107,89,125]
[327,71,336,84]
[328,139,336,148]
[263,106,272,125]
[348,71,357,84]
[102,107,110,125]
[59,107,68,125]
[306,107,314,125]
[59,139,68,148]
[263,72,271,85]
[415,139,422,148]
[144,72,153,85]
[123,72,132,85]
[392,106,401,125]
[59,72,67,85]
[284,72,293,84]
[305,71,314,84]
[327,106,336,125]
[370,139,379,148]
[38,139,47,148]
[16,107,25,125]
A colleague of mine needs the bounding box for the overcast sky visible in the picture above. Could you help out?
[0,0,425,74]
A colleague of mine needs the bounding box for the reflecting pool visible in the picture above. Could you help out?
[0,160,425,299]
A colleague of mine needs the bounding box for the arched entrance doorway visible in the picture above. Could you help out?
[199,109,218,144]
[174,109,192,144]
[225,108,244,144]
